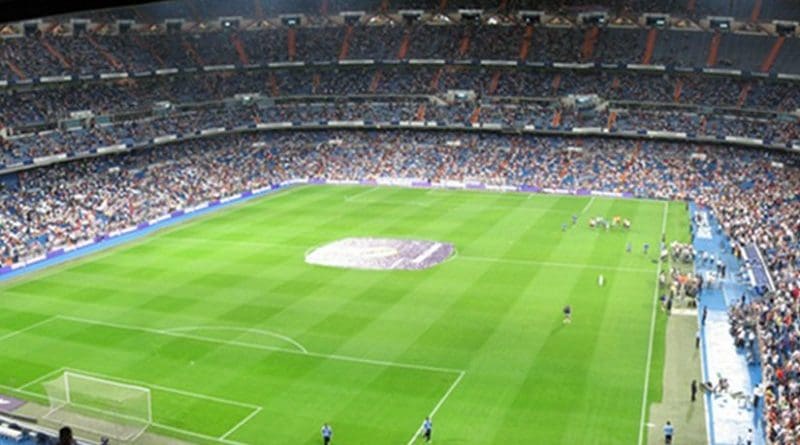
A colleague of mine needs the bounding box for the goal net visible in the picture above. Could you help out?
[42,372,152,442]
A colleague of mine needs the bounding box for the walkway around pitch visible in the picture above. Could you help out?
[691,202,765,445]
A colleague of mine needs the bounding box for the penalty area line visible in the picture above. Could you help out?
[55,315,464,375]
[219,406,263,441]
[61,366,261,410]
[406,370,466,445]
[0,316,58,344]
[0,382,248,445]
[16,367,66,391]
[151,421,249,445]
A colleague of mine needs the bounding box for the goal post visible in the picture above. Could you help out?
[42,371,152,441]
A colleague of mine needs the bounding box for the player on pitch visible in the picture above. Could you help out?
[321,423,332,444]
[422,417,432,442]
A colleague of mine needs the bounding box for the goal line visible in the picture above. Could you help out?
[4,366,260,445]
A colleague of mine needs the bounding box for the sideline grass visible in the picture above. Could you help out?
[0,186,687,444]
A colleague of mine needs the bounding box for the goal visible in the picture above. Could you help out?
[42,372,152,441]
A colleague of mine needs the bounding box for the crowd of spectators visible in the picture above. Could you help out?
[1,23,798,81]
[1,66,799,132]
[1,97,799,166]
[697,153,800,443]
[2,130,797,267]
[0,123,798,442]
[346,25,405,60]
[0,4,798,442]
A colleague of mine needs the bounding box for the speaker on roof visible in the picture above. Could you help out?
[280,15,301,27]
[117,20,133,34]
[774,20,797,36]
[644,14,669,28]
[709,17,732,30]
[459,9,482,22]
[340,12,364,25]
[579,12,607,26]
[71,19,88,35]
[399,10,423,25]
[518,11,542,25]
[22,21,39,36]
[165,19,184,33]
[220,17,241,30]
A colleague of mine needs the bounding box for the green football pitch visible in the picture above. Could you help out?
[0,185,689,444]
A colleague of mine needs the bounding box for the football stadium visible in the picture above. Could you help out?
[0,1,798,444]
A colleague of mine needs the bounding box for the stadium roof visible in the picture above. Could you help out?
[0,0,157,23]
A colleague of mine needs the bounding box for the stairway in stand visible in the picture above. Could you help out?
[642,28,658,64]
[706,32,721,67]
[760,36,785,73]
[230,33,250,65]
[580,27,600,61]
[287,28,297,61]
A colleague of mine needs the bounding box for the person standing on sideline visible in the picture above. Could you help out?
[753,384,763,410]
[321,423,333,445]
[701,306,708,326]
[421,417,432,443]
[563,305,572,324]
[664,421,674,444]
[696,329,701,349]
[691,380,698,402]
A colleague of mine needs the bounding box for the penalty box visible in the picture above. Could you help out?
[0,316,462,443]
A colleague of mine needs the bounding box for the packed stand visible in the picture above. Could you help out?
[2,131,798,270]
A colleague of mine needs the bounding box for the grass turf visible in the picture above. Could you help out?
[0,185,689,444]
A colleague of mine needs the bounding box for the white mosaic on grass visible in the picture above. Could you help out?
[305,237,454,270]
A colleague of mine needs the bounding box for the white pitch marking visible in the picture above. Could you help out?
[62,367,261,410]
[580,196,596,215]
[153,422,249,445]
[16,367,66,391]
[55,315,463,375]
[440,246,459,266]
[343,186,382,203]
[0,382,249,445]
[405,371,466,445]
[60,367,263,444]
[636,200,669,445]
[0,316,58,343]
[219,406,262,441]
[457,255,653,273]
[343,188,573,212]
[150,237,652,274]
[162,326,308,354]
